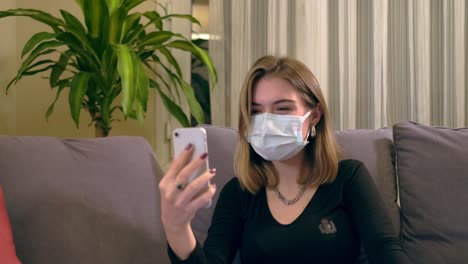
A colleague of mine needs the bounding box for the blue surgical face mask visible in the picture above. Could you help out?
[247,111,311,161]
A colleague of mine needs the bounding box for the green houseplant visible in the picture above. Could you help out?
[0,0,216,137]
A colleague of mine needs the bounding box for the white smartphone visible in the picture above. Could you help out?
[172,127,210,185]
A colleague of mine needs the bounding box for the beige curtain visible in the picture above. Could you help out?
[209,0,468,130]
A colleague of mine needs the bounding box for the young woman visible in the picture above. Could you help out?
[159,56,410,263]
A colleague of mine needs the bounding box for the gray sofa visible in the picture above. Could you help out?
[0,121,467,264]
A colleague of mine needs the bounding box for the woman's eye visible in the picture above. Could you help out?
[277,107,291,112]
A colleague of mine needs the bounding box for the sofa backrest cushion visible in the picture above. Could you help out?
[193,125,242,263]
[393,121,468,264]
[192,126,239,243]
[0,136,167,264]
[335,128,399,264]
[335,128,400,232]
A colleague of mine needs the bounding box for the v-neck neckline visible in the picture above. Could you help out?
[263,183,327,227]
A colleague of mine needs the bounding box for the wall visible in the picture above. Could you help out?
[0,0,17,135]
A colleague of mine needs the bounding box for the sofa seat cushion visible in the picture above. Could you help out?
[393,121,468,264]
[0,186,21,264]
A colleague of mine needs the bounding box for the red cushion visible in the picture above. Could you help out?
[0,186,21,264]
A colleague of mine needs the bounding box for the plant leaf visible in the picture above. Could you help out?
[82,0,109,38]
[120,12,141,43]
[138,31,174,48]
[152,55,181,102]
[134,54,149,115]
[56,32,99,72]
[150,80,189,127]
[21,32,57,58]
[69,72,91,127]
[124,0,145,13]
[106,0,123,15]
[126,10,178,44]
[122,24,144,44]
[23,64,55,76]
[152,52,205,124]
[160,14,201,26]
[46,79,70,121]
[108,8,125,44]
[114,44,136,116]
[0,9,64,31]
[50,50,73,87]
[60,10,89,43]
[166,40,217,84]
[179,78,204,124]
[143,11,162,31]
[60,10,86,34]
[139,50,153,62]
[156,64,181,103]
[22,68,54,76]
[101,47,117,94]
[115,43,149,121]
[143,58,174,99]
[158,46,182,78]
[59,10,102,66]
[17,41,62,81]
[5,77,17,94]
[24,59,55,71]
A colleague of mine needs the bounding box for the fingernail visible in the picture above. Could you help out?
[200,152,208,159]
[209,168,217,174]
[185,143,193,150]
[212,183,217,189]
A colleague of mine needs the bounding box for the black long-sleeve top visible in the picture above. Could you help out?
[168,159,410,263]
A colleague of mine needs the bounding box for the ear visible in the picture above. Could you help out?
[309,103,322,126]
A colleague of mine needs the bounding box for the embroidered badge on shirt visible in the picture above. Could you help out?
[319,218,337,234]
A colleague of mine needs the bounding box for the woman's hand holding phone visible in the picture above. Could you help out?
[160,143,217,230]
[159,138,217,259]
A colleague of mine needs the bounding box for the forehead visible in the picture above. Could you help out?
[252,77,300,103]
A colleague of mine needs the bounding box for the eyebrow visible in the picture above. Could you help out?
[252,99,296,106]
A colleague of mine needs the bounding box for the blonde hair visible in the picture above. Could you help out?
[234,55,341,194]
